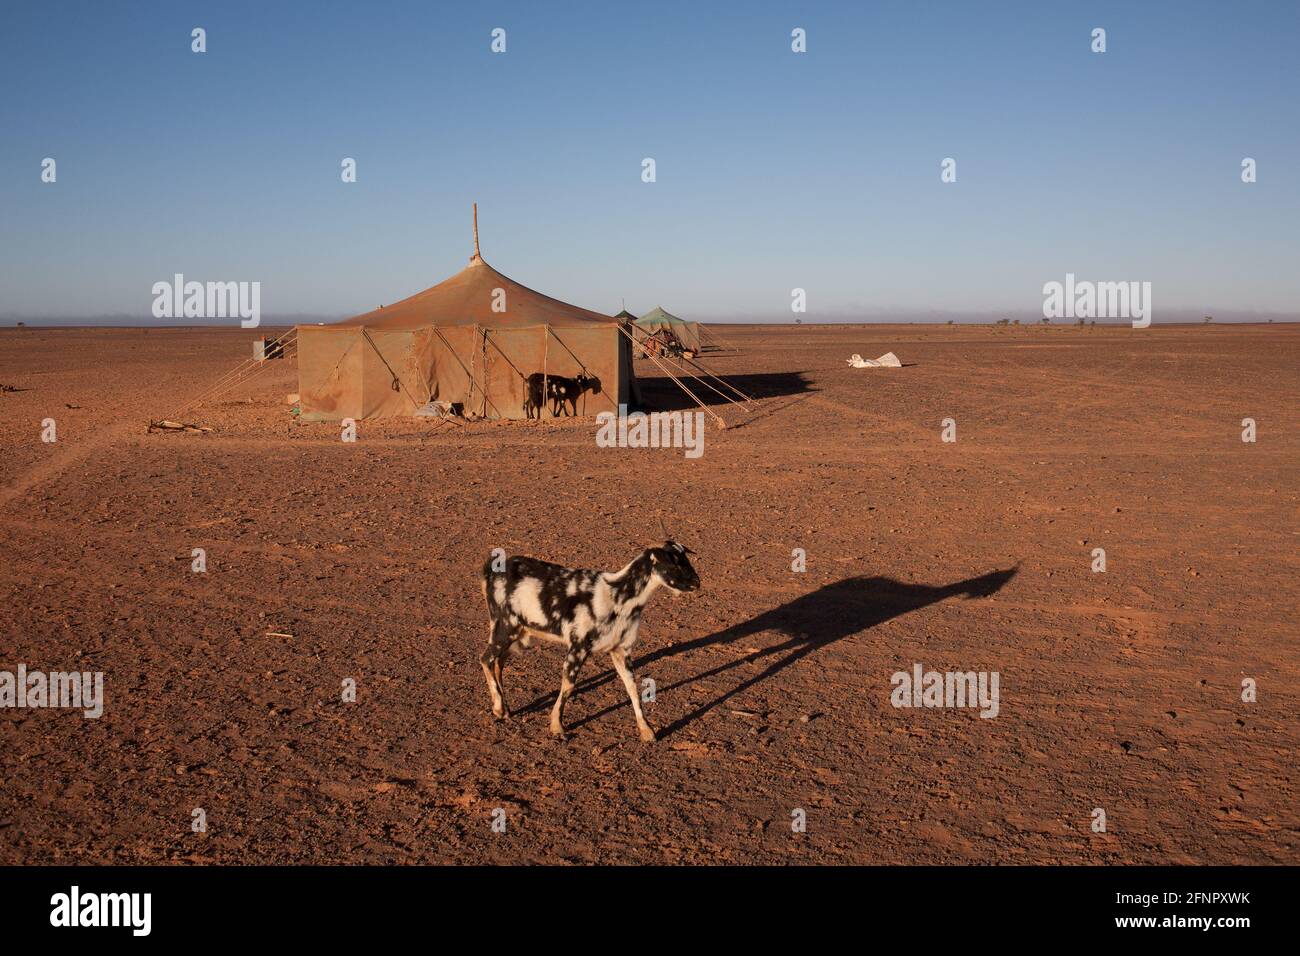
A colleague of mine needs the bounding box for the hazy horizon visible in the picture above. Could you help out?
[4,309,1297,329]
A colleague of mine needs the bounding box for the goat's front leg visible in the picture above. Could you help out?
[483,647,506,723]
[609,648,656,742]
[549,644,589,737]
[481,618,514,720]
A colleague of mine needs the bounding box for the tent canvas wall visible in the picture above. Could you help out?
[635,305,702,353]
[296,249,632,421]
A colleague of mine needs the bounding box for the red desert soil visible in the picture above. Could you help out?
[0,323,1296,864]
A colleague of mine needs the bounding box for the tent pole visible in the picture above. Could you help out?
[654,349,753,412]
[168,327,300,419]
[432,326,505,420]
[481,327,491,418]
[546,327,592,376]
[615,323,726,429]
[469,326,477,412]
[660,349,756,406]
[361,328,422,409]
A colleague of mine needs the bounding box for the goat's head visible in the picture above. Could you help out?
[648,540,701,594]
[577,373,602,395]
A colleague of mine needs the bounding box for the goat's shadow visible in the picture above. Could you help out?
[514,567,1017,738]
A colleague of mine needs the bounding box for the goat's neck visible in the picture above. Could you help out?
[605,551,661,606]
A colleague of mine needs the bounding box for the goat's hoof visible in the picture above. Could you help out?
[550,724,568,739]
[639,725,658,742]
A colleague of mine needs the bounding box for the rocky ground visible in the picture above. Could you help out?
[0,322,1295,864]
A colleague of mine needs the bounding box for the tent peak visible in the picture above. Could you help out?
[469,202,482,263]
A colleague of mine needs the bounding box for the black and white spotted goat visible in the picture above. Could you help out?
[480,539,701,741]
[522,372,601,419]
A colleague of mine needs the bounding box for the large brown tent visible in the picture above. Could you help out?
[296,218,632,421]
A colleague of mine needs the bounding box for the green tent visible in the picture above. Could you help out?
[635,305,702,353]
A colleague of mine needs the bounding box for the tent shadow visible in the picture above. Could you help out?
[635,371,814,411]
[515,567,1018,738]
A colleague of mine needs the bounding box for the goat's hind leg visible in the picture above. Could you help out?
[481,616,516,720]
[549,644,589,737]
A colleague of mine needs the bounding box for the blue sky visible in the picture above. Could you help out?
[2,0,1297,323]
